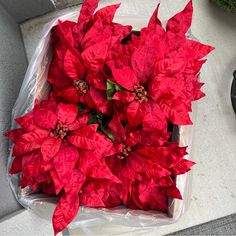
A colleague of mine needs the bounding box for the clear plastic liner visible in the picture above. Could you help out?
[7,9,197,234]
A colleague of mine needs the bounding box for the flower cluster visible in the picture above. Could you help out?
[6,0,214,235]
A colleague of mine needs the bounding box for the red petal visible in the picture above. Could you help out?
[52,169,85,235]
[53,141,79,186]
[184,75,205,101]
[5,128,25,143]
[149,76,186,101]
[64,50,85,80]
[125,131,140,147]
[9,156,23,174]
[170,159,195,175]
[64,169,86,193]
[166,0,193,35]
[15,113,37,131]
[67,120,81,131]
[108,113,126,143]
[113,91,135,103]
[13,129,49,156]
[31,172,51,186]
[138,181,168,211]
[78,150,120,182]
[81,179,113,208]
[75,123,99,132]
[68,125,113,152]
[41,136,62,161]
[159,97,192,125]
[139,130,170,146]
[143,102,167,132]
[21,150,41,176]
[105,143,123,157]
[56,87,80,104]
[48,64,72,90]
[127,153,171,180]
[58,21,75,47]
[126,101,146,127]
[86,73,107,90]
[81,40,109,72]
[111,66,138,91]
[15,101,40,131]
[83,86,112,115]
[67,115,89,130]
[112,23,132,41]
[63,26,75,46]
[48,169,84,199]
[185,59,206,75]
[131,29,166,84]
[167,185,182,200]
[127,181,144,210]
[185,40,214,59]
[148,4,162,29]
[41,100,58,113]
[50,170,64,195]
[80,17,104,50]
[154,58,186,77]
[56,103,78,124]
[94,4,120,24]
[75,0,99,44]
[34,109,57,129]
[53,191,79,235]
[41,182,55,195]
[136,145,187,169]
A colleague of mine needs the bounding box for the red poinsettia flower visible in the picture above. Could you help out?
[80,178,121,208]
[72,0,131,51]
[54,178,121,235]
[48,27,112,114]
[105,114,195,210]
[9,100,112,160]
[48,0,132,115]
[6,99,121,235]
[52,48,112,115]
[108,1,214,128]
[109,66,168,131]
[48,16,112,114]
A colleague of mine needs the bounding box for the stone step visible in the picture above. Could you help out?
[0,0,84,23]
[53,0,83,9]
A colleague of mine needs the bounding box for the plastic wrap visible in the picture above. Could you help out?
[7,9,197,234]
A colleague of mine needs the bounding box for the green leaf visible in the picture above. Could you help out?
[88,114,115,141]
[99,126,115,142]
[106,80,123,101]
[78,103,87,112]
[102,130,115,142]
[88,115,98,124]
